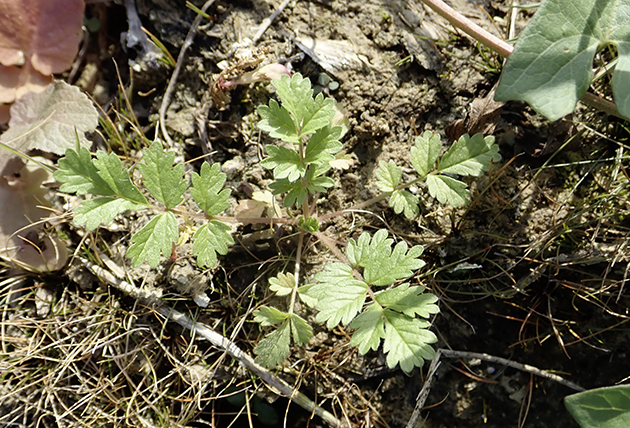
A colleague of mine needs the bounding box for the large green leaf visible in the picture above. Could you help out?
[495,0,630,120]
[565,384,630,428]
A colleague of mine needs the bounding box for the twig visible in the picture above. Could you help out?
[252,0,294,44]
[420,0,624,120]
[159,0,217,146]
[405,348,584,428]
[82,258,346,428]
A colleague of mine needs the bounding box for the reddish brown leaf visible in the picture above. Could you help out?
[0,0,84,102]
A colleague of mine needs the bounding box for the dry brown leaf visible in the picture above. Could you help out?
[0,162,67,271]
[447,86,505,141]
[0,0,84,104]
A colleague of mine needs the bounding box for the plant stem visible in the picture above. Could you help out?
[420,0,625,120]
[289,231,304,315]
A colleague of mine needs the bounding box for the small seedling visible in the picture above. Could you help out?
[52,73,501,373]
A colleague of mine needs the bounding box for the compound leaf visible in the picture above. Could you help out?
[138,141,187,209]
[411,130,442,177]
[269,272,295,296]
[438,133,500,177]
[127,212,179,268]
[92,151,148,205]
[426,174,469,207]
[192,220,234,268]
[257,99,299,143]
[190,162,231,215]
[54,147,115,196]
[375,160,402,192]
[309,263,368,328]
[289,314,313,345]
[261,145,305,181]
[565,384,630,428]
[375,283,439,318]
[253,306,290,326]
[349,304,386,354]
[383,310,437,373]
[73,197,146,231]
[254,321,291,368]
[494,0,630,120]
[389,189,419,219]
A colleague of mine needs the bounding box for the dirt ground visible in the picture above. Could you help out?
[2,0,630,427]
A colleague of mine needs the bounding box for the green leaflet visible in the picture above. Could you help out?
[257,99,299,143]
[127,212,179,268]
[137,141,188,209]
[382,310,437,373]
[73,198,146,231]
[189,162,231,215]
[437,133,500,177]
[254,321,291,368]
[269,272,296,296]
[346,229,425,286]
[495,0,630,120]
[426,174,469,207]
[411,131,441,177]
[193,220,234,268]
[253,309,313,368]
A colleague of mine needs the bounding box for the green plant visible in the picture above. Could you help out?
[565,384,630,428]
[421,0,628,120]
[53,73,500,373]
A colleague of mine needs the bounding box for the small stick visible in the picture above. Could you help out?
[83,258,345,428]
[159,0,217,146]
[252,0,294,44]
[405,348,584,428]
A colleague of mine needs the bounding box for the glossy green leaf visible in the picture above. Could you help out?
[495,0,630,120]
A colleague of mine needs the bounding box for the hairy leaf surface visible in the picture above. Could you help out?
[257,99,299,143]
[350,304,386,354]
